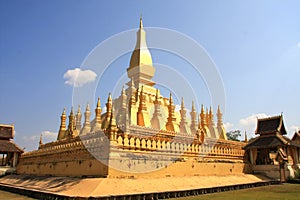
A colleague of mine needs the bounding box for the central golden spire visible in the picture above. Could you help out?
[127,17,155,87]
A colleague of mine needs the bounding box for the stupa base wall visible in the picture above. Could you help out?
[17,158,109,177]
[108,162,252,178]
[16,135,248,178]
[17,149,250,178]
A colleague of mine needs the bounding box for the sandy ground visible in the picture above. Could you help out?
[0,174,270,197]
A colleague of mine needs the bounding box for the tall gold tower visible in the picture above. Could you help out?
[127,17,155,88]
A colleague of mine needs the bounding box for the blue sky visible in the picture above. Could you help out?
[0,0,299,150]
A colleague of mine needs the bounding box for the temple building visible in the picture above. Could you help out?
[244,115,300,181]
[0,124,23,174]
[17,19,250,177]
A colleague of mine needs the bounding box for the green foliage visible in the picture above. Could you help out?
[226,130,241,141]
[295,169,300,179]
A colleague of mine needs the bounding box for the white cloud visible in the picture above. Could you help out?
[288,125,300,133]
[20,131,57,151]
[175,104,181,112]
[223,122,234,131]
[238,113,270,139]
[41,131,57,142]
[297,42,300,47]
[63,68,97,87]
[239,113,269,128]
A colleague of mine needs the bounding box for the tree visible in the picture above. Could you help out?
[226,130,241,141]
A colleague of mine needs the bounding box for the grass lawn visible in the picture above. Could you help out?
[174,184,300,200]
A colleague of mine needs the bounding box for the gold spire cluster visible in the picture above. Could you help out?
[56,18,227,144]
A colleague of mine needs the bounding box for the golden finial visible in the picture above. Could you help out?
[108,92,112,101]
[77,105,81,114]
[121,85,125,95]
[192,100,195,111]
[96,97,101,108]
[139,14,143,29]
[62,107,66,115]
[70,107,74,116]
[86,103,90,111]
[201,104,204,113]
[181,97,185,108]
[109,106,117,127]
[39,134,43,145]
[169,92,173,104]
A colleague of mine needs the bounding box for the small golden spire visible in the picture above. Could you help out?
[190,100,197,134]
[154,88,158,101]
[38,133,43,149]
[200,104,207,128]
[198,113,201,129]
[169,92,173,104]
[96,97,101,108]
[57,108,67,140]
[70,107,74,116]
[191,101,195,112]
[104,93,113,129]
[80,103,91,135]
[39,134,43,145]
[209,106,214,126]
[206,107,210,127]
[67,107,75,137]
[107,105,118,141]
[77,105,81,114]
[109,106,117,128]
[121,85,127,109]
[217,105,223,127]
[139,15,143,29]
[244,131,248,142]
[121,85,125,95]
[138,85,147,111]
[108,93,112,102]
[94,97,102,129]
[166,92,177,132]
[76,105,82,130]
[61,108,67,126]
[180,97,188,134]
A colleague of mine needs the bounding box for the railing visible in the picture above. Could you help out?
[21,130,245,162]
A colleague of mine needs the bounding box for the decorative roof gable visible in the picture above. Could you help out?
[255,115,287,135]
[0,124,14,140]
[292,130,300,142]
